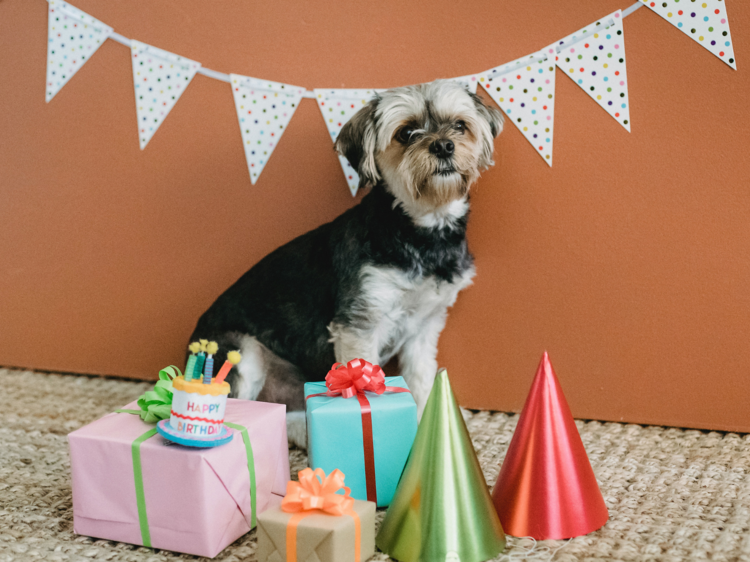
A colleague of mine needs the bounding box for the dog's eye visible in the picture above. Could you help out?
[397,127,415,144]
[454,120,467,133]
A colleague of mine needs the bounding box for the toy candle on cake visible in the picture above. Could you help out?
[161,342,242,445]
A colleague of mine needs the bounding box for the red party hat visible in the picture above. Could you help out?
[492,352,608,540]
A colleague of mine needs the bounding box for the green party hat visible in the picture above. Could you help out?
[376,369,505,562]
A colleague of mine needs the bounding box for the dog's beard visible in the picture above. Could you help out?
[380,136,481,209]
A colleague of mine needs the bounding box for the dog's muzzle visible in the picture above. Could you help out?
[434,159,457,176]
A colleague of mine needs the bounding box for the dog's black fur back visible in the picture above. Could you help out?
[190,182,473,382]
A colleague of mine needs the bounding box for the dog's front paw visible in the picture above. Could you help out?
[286,411,307,450]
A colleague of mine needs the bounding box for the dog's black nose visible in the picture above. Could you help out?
[429,139,454,158]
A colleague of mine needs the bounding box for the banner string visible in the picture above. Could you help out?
[102,2,642,98]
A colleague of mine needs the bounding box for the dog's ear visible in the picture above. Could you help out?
[335,97,380,189]
[469,91,504,169]
[470,91,504,138]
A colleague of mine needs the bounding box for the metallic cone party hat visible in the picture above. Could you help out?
[376,369,505,562]
[492,352,608,539]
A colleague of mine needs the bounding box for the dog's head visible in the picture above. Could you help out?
[335,80,503,212]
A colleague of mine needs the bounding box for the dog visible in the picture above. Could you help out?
[190,79,503,448]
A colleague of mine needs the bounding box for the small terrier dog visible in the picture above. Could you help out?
[190,80,503,447]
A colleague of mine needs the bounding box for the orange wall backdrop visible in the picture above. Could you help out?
[2,0,749,432]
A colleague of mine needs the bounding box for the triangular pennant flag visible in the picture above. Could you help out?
[314,88,382,196]
[130,40,201,149]
[640,0,736,69]
[492,352,609,540]
[556,10,632,131]
[377,369,506,562]
[479,45,557,166]
[452,73,480,93]
[46,0,113,102]
[229,75,305,185]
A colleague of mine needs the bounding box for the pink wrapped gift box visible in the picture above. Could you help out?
[68,398,289,558]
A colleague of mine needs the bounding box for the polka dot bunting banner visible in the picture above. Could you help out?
[314,89,382,197]
[42,0,743,187]
[640,0,736,69]
[556,10,632,132]
[230,75,305,184]
[130,40,201,150]
[46,0,112,102]
[478,45,557,166]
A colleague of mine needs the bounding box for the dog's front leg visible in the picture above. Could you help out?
[398,312,448,418]
[328,322,382,366]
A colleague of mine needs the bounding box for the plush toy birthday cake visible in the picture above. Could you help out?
[156,340,242,447]
[170,376,230,436]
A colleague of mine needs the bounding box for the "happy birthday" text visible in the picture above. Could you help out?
[186,401,220,414]
[176,421,222,435]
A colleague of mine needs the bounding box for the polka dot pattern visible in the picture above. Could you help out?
[314,89,381,196]
[556,10,632,132]
[130,40,201,150]
[640,0,736,69]
[230,75,305,185]
[478,45,557,166]
[46,0,112,103]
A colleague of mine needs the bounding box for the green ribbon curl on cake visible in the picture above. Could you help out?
[118,365,181,422]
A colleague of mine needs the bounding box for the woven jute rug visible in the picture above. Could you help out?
[1,369,749,562]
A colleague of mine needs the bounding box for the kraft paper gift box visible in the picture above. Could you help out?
[305,375,417,507]
[68,398,289,558]
[256,499,375,562]
[256,468,376,562]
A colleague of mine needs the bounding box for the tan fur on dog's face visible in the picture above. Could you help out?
[377,119,480,208]
[336,80,503,213]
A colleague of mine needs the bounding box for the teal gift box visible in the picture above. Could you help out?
[304,376,417,507]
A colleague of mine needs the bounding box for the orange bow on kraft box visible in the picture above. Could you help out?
[256,468,375,562]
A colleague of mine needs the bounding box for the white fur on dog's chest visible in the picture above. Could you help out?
[329,263,475,367]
